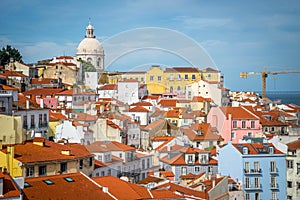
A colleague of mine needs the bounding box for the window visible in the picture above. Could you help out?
[89,157,93,166]
[60,162,67,173]
[297,182,300,190]
[39,165,47,176]
[39,114,42,127]
[43,114,47,125]
[251,121,255,128]
[245,177,250,188]
[192,74,196,80]
[195,166,200,172]
[142,160,145,169]
[271,192,277,200]
[254,192,260,200]
[233,121,237,129]
[177,86,181,92]
[243,147,248,154]
[150,76,154,81]
[26,166,34,177]
[184,74,188,80]
[287,195,292,200]
[254,161,260,172]
[244,162,250,173]
[177,74,181,80]
[79,159,83,169]
[254,177,260,188]
[181,167,187,175]
[287,160,293,169]
[158,76,161,82]
[23,115,28,129]
[170,74,174,81]
[147,158,150,168]
[108,169,111,176]
[297,163,300,174]
[31,115,35,128]
[270,161,276,172]
[242,121,246,128]
[287,181,292,188]
[248,132,252,137]
[231,132,235,139]
[245,193,250,200]
[170,86,173,93]
[271,176,276,188]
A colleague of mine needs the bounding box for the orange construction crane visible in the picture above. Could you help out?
[240,66,300,99]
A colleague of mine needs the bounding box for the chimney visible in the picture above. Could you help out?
[40,98,44,109]
[212,179,215,188]
[26,100,29,109]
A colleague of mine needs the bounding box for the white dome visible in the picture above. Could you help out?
[77,37,104,55]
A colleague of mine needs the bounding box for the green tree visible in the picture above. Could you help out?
[79,60,96,80]
[0,45,23,66]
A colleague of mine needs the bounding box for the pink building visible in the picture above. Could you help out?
[207,106,261,143]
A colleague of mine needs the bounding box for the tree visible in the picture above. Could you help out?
[79,60,96,81]
[0,45,23,66]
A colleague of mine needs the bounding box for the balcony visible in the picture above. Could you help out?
[270,183,279,190]
[270,168,278,174]
[244,168,262,175]
[244,184,262,190]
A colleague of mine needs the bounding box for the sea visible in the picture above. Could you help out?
[256,91,300,106]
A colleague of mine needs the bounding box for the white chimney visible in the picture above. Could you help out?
[26,100,29,109]
[40,98,44,108]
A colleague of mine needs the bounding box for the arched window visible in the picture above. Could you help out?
[170,86,173,93]
[87,57,92,63]
[97,57,101,67]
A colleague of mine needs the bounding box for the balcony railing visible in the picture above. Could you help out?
[244,168,262,174]
[270,183,279,190]
[270,168,278,174]
[244,184,262,190]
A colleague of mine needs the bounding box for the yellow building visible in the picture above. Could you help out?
[0,138,94,178]
[121,71,146,84]
[145,66,202,95]
[0,114,24,145]
[145,66,166,95]
[200,67,221,83]
[43,62,78,86]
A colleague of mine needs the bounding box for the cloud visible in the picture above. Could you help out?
[173,16,232,29]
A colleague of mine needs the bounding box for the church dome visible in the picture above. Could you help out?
[77,37,103,55]
[76,23,104,55]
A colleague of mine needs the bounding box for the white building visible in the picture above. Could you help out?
[117,79,139,105]
[186,80,230,106]
[76,22,104,74]
[85,72,98,91]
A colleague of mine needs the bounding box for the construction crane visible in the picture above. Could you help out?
[240,66,300,98]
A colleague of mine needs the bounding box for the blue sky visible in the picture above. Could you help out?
[1,0,300,92]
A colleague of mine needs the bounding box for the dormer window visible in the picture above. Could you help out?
[243,147,248,154]
[269,146,274,154]
[196,130,202,136]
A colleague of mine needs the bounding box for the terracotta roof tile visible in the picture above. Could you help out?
[86,141,135,152]
[129,106,150,112]
[98,84,117,90]
[287,140,300,150]
[0,84,19,91]
[232,143,284,155]
[0,172,20,199]
[130,101,153,106]
[158,99,177,107]
[165,67,200,73]
[220,106,259,119]
[23,173,114,200]
[1,140,92,164]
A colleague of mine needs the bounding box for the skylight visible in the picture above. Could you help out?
[43,179,54,185]
[24,182,31,188]
[64,177,74,182]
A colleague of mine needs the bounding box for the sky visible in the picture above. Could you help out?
[1,0,300,92]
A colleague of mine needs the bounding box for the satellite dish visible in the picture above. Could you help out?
[18,162,23,167]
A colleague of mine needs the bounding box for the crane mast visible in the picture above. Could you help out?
[240,66,300,99]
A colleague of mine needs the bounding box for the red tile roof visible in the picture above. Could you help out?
[86,141,135,152]
[22,88,65,96]
[182,123,223,141]
[165,109,180,118]
[232,143,284,155]
[0,84,19,91]
[142,95,159,100]
[31,78,58,85]
[2,70,27,77]
[130,101,153,106]
[165,67,200,73]
[158,99,177,107]
[0,172,21,199]
[192,96,212,102]
[57,88,95,95]
[287,140,300,150]
[93,176,152,200]
[220,106,259,119]
[98,84,117,90]
[129,106,150,112]
[74,112,97,121]
[23,173,114,200]
[1,140,92,164]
